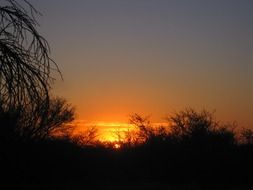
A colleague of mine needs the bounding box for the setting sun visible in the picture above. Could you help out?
[114,143,121,149]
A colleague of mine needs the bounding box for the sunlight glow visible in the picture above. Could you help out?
[72,120,168,144]
[98,122,134,142]
[72,120,135,142]
[114,143,121,149]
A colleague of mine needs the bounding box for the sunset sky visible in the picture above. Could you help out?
[31,0,253,131]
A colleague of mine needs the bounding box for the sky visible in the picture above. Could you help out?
[30,0,253,128]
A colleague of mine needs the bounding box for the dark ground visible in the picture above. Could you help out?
[1,138,252,190]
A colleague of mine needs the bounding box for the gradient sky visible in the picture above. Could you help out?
[30,0,253,128]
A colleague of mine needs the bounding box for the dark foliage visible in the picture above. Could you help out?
[0,0,74,143]
[0,0,59,109]
[0,97,74,143]
[2,108,253,190]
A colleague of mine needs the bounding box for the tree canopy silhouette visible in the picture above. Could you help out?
[0,0,59,109]
[0,0,74,142]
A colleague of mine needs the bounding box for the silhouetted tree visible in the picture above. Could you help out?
[20,97,75,140]
[0,0,59,109]
[129,113,169,144]
[128,109,236,148]
[167,108,236,148]
[168,109,217,138]
[0,1,75,143]
[0,97,75,142]
[129,113,154,143]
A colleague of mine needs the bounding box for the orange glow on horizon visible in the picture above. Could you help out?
[71,120,169,144]
[72,120,135,142]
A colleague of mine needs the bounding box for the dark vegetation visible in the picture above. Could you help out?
[0,1,252,189]
[2,109,253,190]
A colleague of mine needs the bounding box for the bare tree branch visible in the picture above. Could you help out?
[0,0,60,109]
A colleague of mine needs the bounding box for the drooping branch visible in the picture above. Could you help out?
[0,0,60,108]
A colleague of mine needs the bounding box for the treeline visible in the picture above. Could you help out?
[1,108,253,189]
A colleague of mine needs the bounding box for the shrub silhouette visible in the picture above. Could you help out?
[127,109,236,150]
[168,109,236,149]
[129,113,169,145]
[18,97,75,140]
[0,97,74,143]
